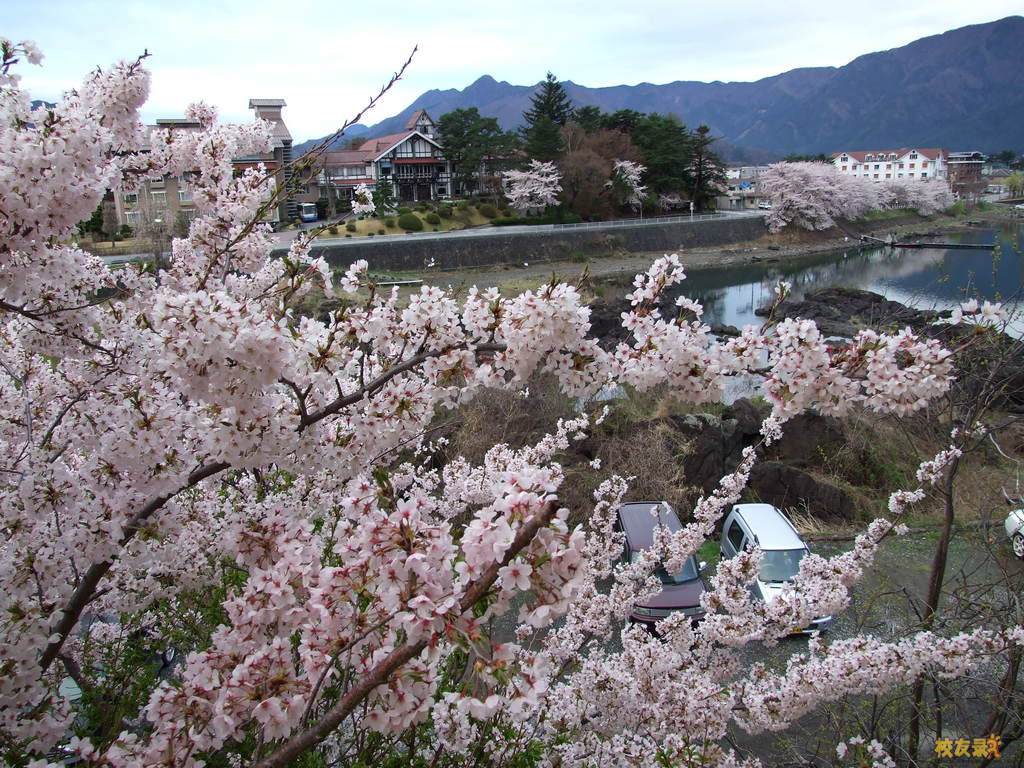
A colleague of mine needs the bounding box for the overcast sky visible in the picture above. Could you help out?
[6,1,1021,142]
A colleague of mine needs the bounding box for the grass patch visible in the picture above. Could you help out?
[319,207,493,238]
[860,208,920,221]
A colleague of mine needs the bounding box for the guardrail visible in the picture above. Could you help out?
[546,212,738,230]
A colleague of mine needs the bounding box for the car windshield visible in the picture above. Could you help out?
[630,552,699,584]
[759,548,807,583]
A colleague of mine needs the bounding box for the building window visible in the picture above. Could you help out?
[874,164,880,170]
[921,172,927,178]
[921,162,929,167]
[886,173,891,178]
[886,164,891,170]
[873,173,879,178]
[178,188,192,202]
[909,164,915,169]
[149,190,166,207]
[123,192,138,204]
[841,166,847,171]
[125,210,141,226]
[909,152,918,159]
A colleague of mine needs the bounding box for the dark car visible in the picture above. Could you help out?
[615,501,708,627]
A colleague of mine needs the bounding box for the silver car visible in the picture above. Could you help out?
[1006,506,1024,558]
[720,503,831,633]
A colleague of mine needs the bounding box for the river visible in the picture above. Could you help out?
[682,222,1024,334]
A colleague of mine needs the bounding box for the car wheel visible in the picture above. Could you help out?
[1014,533,1024,559]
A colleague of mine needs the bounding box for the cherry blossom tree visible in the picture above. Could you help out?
[606,159,647,212]
[759,161,870,232]
[760,161,954,232]
[503,159,562,212]
[1,40,1021,768]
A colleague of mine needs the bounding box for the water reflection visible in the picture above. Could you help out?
[679,223,1024,333]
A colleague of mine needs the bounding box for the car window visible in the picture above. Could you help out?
[630,551,699,583]
[759,548,807,583]
[726,520,745,551]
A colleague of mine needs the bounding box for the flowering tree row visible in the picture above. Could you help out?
[0,41,1018,768]
[759,161,955,232]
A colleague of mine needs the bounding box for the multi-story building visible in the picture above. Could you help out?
[831,149,949,181]
[317,110,451,205]
[725,165,771,181]
[947,151,987,199]
[113,118,202,237]
[115,98,296,232]
[236,98,297,222]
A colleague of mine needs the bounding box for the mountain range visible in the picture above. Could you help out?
[294,16,1024,162]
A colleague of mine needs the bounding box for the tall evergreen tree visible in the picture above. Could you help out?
[523,72,573,127]
[522,72,573,163]
[688,125,728,212]
[631,113,692,197]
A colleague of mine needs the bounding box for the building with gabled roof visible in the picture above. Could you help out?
[316,110,451,207]
[831,148,949,182]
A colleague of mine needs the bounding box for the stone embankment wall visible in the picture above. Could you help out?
[292,216,766,272]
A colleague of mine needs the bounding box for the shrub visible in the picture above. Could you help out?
[478,203,499,219]
[425,212,441,226]
[502,208,513,217]
[457,200,469,210]
[345,234,351,238]
[396,206,412,215]
[569,250,587,263]
[328,225,339,235]
[345,222,356,232]
[398,212,423,231]
[384,217,396,228]
[437,205,453,218]
[367,231,375,236]
[118,224,133,238]
[378,228,386,235]
[432,227,439,231]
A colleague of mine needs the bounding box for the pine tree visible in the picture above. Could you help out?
[522,72,573,163]
[688,125,728,212]
[523,72,573,127]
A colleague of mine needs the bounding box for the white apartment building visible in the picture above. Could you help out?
[831,149,949,182]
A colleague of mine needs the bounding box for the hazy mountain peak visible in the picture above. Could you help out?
[295,16,1024,159]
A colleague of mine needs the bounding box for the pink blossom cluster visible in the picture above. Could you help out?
[503,160,562,211]
[608,159,647,209]
[2,47,1021,768]
[351,182,375,217]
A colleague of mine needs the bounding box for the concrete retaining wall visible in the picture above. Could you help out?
[293,216,767,272]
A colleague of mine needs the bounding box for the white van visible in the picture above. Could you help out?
[719,503,831,633]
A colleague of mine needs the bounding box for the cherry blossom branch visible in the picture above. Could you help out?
[299,343,506,430]
[252,500,559,768]
[37,459,230,672]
